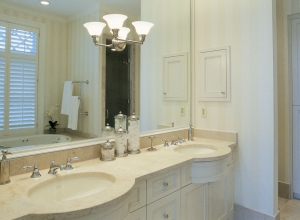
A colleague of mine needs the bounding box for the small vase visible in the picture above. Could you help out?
[49,128,56,134]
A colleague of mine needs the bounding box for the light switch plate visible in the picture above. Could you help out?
[180,107,185,116]
[201,107,207,117]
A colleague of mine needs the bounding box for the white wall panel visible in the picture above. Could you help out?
[194,0,277,216]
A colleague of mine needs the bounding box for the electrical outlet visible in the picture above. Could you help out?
[180,107,185,116]
[201,107,207,117]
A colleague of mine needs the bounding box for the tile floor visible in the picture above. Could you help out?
[279,197,300,220]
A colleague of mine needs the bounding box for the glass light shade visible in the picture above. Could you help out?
[83,22,106,36]
[132,21,154,35]
[119,27,130,39]
[103,14,127,30]
[110,27,130,39]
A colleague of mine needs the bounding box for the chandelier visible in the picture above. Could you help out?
[84,14,154,52]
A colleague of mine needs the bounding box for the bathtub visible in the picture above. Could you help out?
[0,134,72,151]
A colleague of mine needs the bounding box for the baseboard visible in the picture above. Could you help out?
[278,181,291,199]
[234,204,280,220]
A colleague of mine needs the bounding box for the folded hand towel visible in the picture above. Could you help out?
[67,96,80,130]
[61,81,73,115]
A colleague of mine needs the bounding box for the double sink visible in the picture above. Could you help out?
[25,141,230,204]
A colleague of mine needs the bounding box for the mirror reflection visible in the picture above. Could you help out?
[0,0,191,151]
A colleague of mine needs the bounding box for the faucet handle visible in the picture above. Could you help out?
[161,139,169,147]
[21,164,41,178]
[65,156,80,170]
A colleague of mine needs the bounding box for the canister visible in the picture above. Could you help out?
[114,125,128,157]
[128,112,140,154]
[100,139,116,161]
[114,111,127,130]
[102,123,114,137]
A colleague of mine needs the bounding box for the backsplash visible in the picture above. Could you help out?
[9,128,237,176]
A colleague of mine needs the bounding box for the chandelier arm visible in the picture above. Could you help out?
[116,38,143,45]
[95,43,113,48]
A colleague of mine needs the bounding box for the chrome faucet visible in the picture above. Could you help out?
[21,164,41,178]
[65,157,79,170]
[171,136,179,145]
[0,150,12,185]
[161,139,169,147]
[178,136,186,143]
[48,160,65,174]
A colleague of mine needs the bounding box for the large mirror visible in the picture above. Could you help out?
[0,0,191,151]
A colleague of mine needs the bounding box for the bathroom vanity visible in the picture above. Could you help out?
[0,134,236,220]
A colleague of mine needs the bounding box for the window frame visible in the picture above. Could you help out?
[0,14,46,137]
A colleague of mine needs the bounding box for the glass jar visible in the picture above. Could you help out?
[114,125,128,157]
[128,112,140,154]
[100,139,115,161]
[102,123,114,137]
[114,111,127,130]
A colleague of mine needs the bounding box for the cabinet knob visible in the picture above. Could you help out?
[163,214,169,219]
[163,182,169,187]
[221,91,225,94]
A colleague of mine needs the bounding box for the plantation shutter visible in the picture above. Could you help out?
[0,25,6,132]
[0,21,39,135]
[9,27,38,132]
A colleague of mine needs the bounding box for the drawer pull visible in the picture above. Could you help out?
[163,182,169,187]
[163,214,169,219]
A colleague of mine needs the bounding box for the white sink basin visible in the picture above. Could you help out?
[174,144,217,155]
[28,172,115,202]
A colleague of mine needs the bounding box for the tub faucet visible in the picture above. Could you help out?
[48,160,65,174]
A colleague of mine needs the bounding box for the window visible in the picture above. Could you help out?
[0,21,39,136]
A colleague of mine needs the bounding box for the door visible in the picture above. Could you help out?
[105,39,131,127]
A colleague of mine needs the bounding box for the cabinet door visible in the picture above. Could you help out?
[208,172,229,220]
[147,190,181,220]
[227,163,234,219]
[129,179,147,212]
[181,183,207,220]
[197,46,230,102]
[129,207,146,220]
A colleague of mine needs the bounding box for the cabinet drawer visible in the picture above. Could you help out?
[147,190,181,220]
[147,168,181,204]
[129,179,147,212]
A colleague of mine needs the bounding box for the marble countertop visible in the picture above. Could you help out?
[0,137,236,220]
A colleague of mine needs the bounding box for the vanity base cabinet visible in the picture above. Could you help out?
[129,207,147,220]
[128,162,234,220]
[147,190,181,220]
[181,183,207,220]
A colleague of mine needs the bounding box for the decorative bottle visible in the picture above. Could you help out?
[128,112,140,154]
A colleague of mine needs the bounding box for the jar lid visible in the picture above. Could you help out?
[102,123,113,131]
[101,139,114,149]
[114,125,127,134]
[114,111,127,119]
[128,112,140,121]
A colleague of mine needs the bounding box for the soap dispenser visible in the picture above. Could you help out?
[0,150,12,185]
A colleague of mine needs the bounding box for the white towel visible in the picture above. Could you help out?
[67,96,80,130]
[61,81,73,115]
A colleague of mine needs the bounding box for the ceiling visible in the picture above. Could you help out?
[0,0,141,18]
